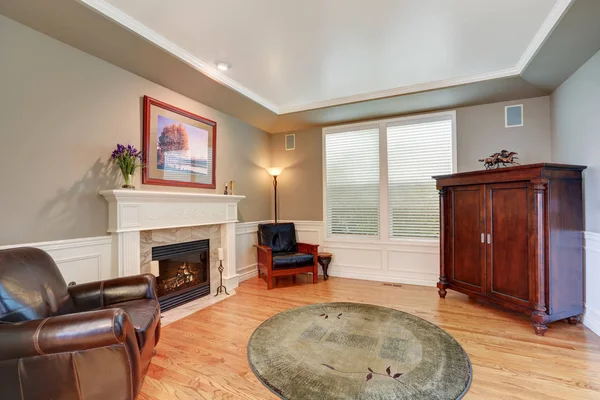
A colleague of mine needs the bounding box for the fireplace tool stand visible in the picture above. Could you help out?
[215,260,229,296]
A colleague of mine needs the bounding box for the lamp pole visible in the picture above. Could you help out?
[267,168,283,224]
[273,175,278,224]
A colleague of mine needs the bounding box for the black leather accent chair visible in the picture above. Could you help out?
[0,247,160,399]
[256,223,319,289]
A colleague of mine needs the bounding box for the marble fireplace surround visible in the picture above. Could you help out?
[99,190,245,305]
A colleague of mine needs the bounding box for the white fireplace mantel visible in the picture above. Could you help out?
[100,189,245,290]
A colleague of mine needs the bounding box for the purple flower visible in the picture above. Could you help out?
[110,143,144,175]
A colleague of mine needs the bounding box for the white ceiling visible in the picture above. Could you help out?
[84,0,571,114]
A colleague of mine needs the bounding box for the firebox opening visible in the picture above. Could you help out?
[152,239,210,311]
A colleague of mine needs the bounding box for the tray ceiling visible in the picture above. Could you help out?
[84,0,571,114]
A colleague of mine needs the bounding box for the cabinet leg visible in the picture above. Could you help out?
[567,316,580,326]
[437,278,448,299]
[532,321,547,336]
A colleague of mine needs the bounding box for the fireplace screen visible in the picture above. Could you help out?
[152,239,210,311]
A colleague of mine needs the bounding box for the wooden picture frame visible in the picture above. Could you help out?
[142,96,217,189]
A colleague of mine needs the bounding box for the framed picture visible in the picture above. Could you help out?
[143,96,216,189]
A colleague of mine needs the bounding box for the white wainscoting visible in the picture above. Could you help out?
[235,220,267,282]
[0,236,113,285]
[233,220,438,287]
[323,237,439,287]
[584,231,600,336]
[296,221,438,286]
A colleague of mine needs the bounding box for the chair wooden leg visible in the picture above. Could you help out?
[267,276,274,290]
[313,267,318,284]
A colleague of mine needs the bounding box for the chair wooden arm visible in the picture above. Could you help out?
[255,244,272,255]
[255,245,272,270]
[297,243,319,254]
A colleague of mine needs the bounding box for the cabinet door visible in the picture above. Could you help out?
[448,185,486,293]
[485,182,531,306]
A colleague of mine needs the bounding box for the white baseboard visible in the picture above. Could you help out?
[0,236,113,284]
[238,266,258,282]
[582,306,600,336]
[329,270,437,287]
[584,231,600,336]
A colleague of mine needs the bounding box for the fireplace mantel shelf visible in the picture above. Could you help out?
[100,189,245,204]
[99,189,245,233]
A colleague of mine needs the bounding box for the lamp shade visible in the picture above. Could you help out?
[267,167,284,177]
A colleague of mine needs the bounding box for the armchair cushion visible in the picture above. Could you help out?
[258,223,298,253]
[105,298,160,351]
[272,252,315,270]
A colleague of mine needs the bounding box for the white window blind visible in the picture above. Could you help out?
[325,128,380,237]
[387,117,453,238]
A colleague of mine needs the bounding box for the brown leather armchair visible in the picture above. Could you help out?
[256,223,319,289]
[0,247,161,400]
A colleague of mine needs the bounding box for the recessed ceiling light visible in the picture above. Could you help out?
[216,62,230,71]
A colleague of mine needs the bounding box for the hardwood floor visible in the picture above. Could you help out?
[140,275,600,399]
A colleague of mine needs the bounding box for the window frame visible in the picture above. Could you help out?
[322,110,457,244]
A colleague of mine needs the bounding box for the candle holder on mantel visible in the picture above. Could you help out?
[215,247,229,296]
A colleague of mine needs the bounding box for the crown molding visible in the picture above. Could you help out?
[278,67,521,114]
[78,0,281,114]
[515,0,575,72]
[79,0,573,116]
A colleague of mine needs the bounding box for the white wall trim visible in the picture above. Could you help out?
[79,0,573,115]
[583,231,600,337]
[238,267,258,283]
[235,219,438,287]
[0,236,113,284]
[329,270,437,288]
[0,236,112,251]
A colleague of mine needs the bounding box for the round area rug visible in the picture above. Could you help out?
[248,302,471,400]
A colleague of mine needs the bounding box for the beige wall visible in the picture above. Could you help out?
[456,96,551,172]
[270,96,552,221]
[0,16,272,246]
[270,128,323,221]
[551,49,600,232]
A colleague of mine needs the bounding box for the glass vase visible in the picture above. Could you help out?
[122,173,135,190]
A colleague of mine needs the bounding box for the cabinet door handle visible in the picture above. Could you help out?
[481,233,485,243]
[487,234,491,244]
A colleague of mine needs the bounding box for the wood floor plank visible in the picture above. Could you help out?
[141,275,600,399]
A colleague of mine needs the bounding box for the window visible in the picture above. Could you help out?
[323,112,455,240]
[325,127,379,237]
[387,117,453,238]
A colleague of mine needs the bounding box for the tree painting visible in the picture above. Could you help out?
[156,115,208,175]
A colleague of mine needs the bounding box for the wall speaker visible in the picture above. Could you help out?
[285,134,295,150]
[505,104,523,128]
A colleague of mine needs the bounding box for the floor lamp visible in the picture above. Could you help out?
[267,167,283,223]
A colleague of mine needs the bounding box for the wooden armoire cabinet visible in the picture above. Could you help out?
[433,163,586,335]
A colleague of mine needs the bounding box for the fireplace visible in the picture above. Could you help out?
[152,239,210,311]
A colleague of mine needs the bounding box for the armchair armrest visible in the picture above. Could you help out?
[69,273,158,311]
[298,242,319,254]
[255,244,272,256]
[256,244,272,263]
[0,309,140,361]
